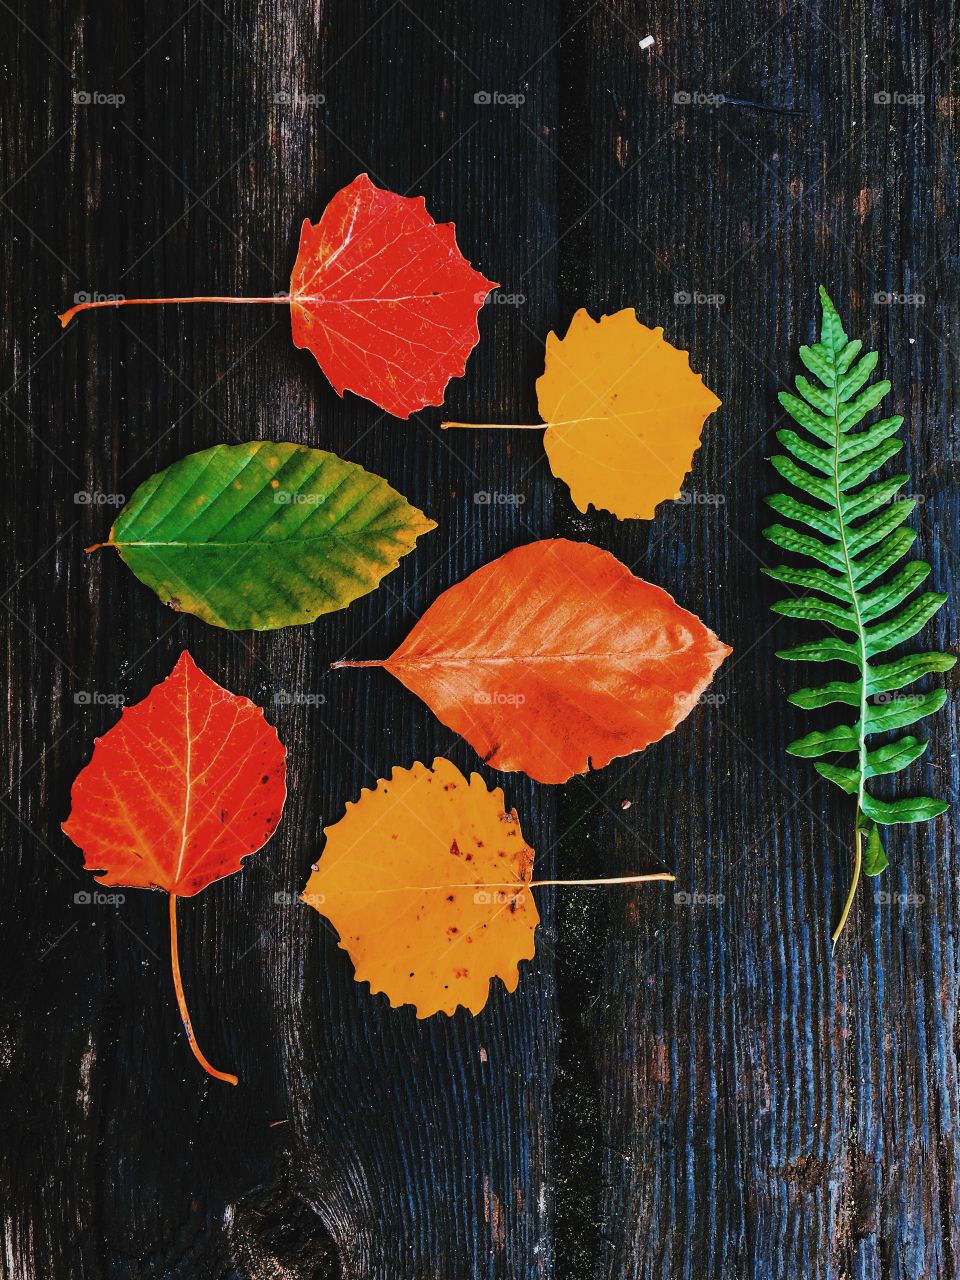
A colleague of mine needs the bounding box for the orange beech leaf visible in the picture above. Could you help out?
[59,173,496,419]
[443,307,722,519]
[301,757,673,1017]
[62,651,287,1084]
[334,539,731,784]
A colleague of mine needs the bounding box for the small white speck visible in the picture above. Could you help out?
[909,337,915,344]
[639,35,655,50]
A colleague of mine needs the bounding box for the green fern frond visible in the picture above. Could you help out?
[763,287,955,944]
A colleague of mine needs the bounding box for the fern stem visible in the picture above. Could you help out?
[831,825,862,948]
[828,340,870,945]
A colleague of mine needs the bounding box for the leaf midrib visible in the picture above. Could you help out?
[113,525,421,549]
[384,649,692,666]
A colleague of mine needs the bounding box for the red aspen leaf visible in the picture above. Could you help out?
[62,651,287,1084]
[334,539,731,784]
[443,307,722,519]
[289,174,496,417]
[59,173,496,419]
[301,757,674,1017]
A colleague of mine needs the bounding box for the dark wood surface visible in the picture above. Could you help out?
[1,2,958,1277]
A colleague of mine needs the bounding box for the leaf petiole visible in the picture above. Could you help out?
[441,420,545,430]
[168,894,238,1087]
[58,295,294,329]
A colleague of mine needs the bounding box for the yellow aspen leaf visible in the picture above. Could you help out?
[444,307,722,520]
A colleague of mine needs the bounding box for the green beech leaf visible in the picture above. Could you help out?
[763,288,952,937]
[99,441,437,631]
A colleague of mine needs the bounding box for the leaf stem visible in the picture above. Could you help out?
[59,295,294,329]
[168,894,238,1086]
[831,826,862,949]
[441,420,546,431]
[528,873,675,887]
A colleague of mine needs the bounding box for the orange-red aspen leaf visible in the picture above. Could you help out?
[443,307,722,519]
[301,757,673,1017]
[334,539,731,784]
[62,651,287,1084]
[59,173,496,419]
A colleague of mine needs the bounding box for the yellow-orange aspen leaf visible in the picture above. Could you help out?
[302,758,539,1017]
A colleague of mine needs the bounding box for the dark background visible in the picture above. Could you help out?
[1,2,958,1277]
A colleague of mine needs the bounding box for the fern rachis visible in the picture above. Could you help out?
[763,288,955,943]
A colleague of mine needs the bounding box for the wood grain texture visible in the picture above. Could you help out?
[0,2,956,1278]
